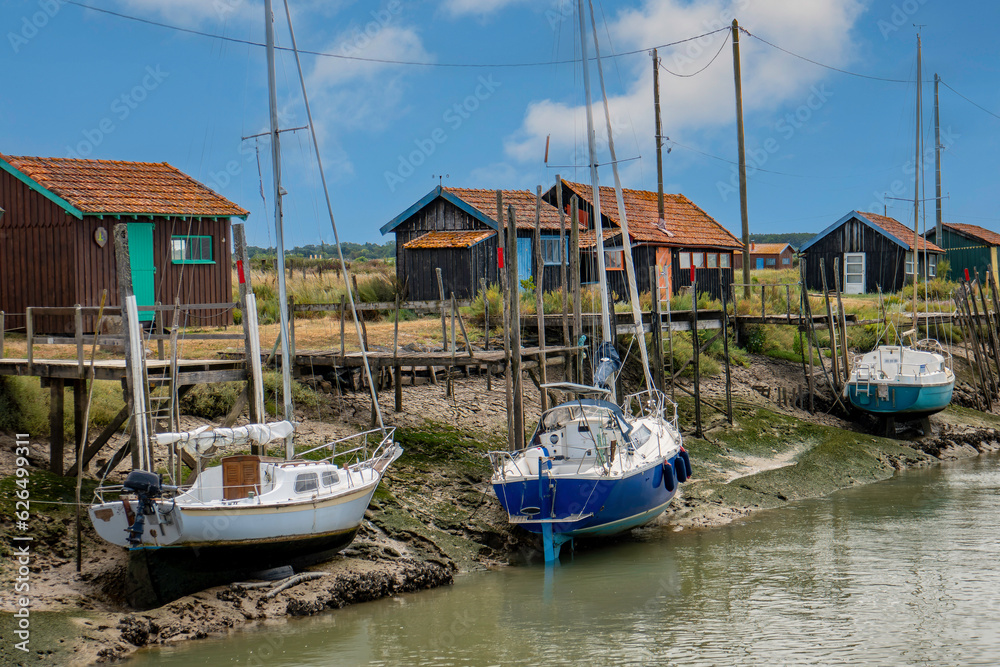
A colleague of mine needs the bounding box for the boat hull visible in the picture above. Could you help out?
[492,452,684,540]
[847,380,954,417]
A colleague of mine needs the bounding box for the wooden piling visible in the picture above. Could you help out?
[339,294,346,360]
[481,277,492,391]
[833,257,850,383]
[720,277,734,424]
[819,258,841,389]
[569,195,583,384]
[393,293,402,412]
[974,270,1000,390]
[49,378,64,475]
[534,185,548,412]
[649,266,665,392]
[498,192,515,450]
[507,205,525,451]
[691,277,702,438]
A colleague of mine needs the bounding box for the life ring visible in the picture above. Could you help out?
[662,461,676,492]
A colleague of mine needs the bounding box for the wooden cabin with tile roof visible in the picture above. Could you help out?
[543,180,743,301]
[0,154,248,333]
[799,211,944,294]
[924,222,1000,284]
[733,242,796,270]
[380,185,580,301]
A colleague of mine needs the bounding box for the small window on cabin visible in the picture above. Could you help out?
[679,252,691,269]
[905,251,914,276]
[541,236,567,266]
[605,249,624,270]
[692,252,705,268]
[766,257,776,266]
[321,470,340,487]
[720,253,731,269]
[783,256,791,265]
[171,236,213,264]
[294,472,319,493]
[928,254,938,277]
[707,253,718,269]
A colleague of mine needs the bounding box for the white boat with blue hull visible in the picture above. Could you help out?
[845,342,954,418]
[491,388,689,561]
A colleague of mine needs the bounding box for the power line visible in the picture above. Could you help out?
[740,27,914,84]
[659,29,730,78]
[939,80,1000,121]
[62,0,728,69]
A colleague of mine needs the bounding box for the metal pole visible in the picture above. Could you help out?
[653,48,665,225]
[934,72,943,243]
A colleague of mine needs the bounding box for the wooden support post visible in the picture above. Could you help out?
[339,294,346,359]
[481,277,492,391]
[49,378,65,475]
[534,185,548,412]
[691,278,702,438]
[570,195,583,384]
[0,311,4,359]
[436,268,448,352]
[155,301,165,361]
[508,205,525,451]
[394,293,402,412]
[447,293,457,398]
[499,191,515,450]
[954,290,982,410]
[974,270,1000,390]
[351,275,370,352]
[73,379,86,479]
[967,279,997,396]
[833,257,850,383]
[112,224,141,470]
[958,285,991,410]
[720,277,733,424]
[74,304,84,377]
[26,307,33,370]
[649,266,665,392]
[665,265,675,401]
[800,260,816,413]
[66,404,129,477]
[819,258,840,389]
[761,284,765,319]
[556,174,570,357]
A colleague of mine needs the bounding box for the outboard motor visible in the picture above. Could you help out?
[122,471,162,547]
[593,342,622,391]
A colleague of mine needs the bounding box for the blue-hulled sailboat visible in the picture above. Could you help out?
[489,0,688,562]
[844,33,954,422]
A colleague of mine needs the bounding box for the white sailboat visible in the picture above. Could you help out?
[489,0,688,562]
[844,34,954,425]
[89,0,400,607]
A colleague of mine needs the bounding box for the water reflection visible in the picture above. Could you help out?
[132,455,1000,666]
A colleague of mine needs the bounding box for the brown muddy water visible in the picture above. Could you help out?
[130,453,1000,666]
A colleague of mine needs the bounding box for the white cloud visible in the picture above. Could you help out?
[113,0,257,28]
[441,0,530,18]
[503,0,866,177]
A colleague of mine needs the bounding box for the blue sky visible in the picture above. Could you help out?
[3,0,999,249]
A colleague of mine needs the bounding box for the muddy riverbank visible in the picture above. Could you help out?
[3,355,1000,665]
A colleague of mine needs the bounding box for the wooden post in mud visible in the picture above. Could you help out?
[957,285,992,410]
[953,289,984,410]
[966,278,998,397]
[481,277,492,391]
[691,276,703,438]
[974,270,1000,387]
[833,258,850,384]
[393,293,402,412]
[507,205,525,451]
[339,295,346,359]
[800,262,816,413]
[649,266,665,392]
[498,192,515,450]
[570,195,583,384]
[720,277,734,424]
[448,293,458,399]
[351,276,370,352]
[819,258,840,390]
[556,175,570,358]
[534,185,548,412]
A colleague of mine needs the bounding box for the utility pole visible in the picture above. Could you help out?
[934,72,942,242]
[732,19,751,298]
[912,33,922,332]
[653,48,665,225]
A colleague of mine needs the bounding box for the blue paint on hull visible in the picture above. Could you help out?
[492,451,684,540]
[847,379,954,417]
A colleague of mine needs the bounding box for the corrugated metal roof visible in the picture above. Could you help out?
[444,187,576,231]
[943,222,1000,247]
[403,230,494,249]
[0,154,248,218]
[560,180,743,250]
[858,211,943,252]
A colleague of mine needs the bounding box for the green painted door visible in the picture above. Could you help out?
[127,222,156,322]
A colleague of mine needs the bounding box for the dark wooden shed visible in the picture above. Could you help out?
[380,186,576,301]
[544,180,743,302]
[924,223,1000,283]
[0,154,248,333]
[799,211,944,294]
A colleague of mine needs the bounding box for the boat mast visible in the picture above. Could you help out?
[264,0,295,458]
[577,0,612,345]
[587,0,653,391]
[912,33,922,333]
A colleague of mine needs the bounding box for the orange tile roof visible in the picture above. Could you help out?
[403,230,494,249]
[578,228,619,249]
[748,242,791,254]
[444,187,578,231]
[943,222,1000,247]
[858,211,943,252]
[561,180,743,250]
[1,155,248,218]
